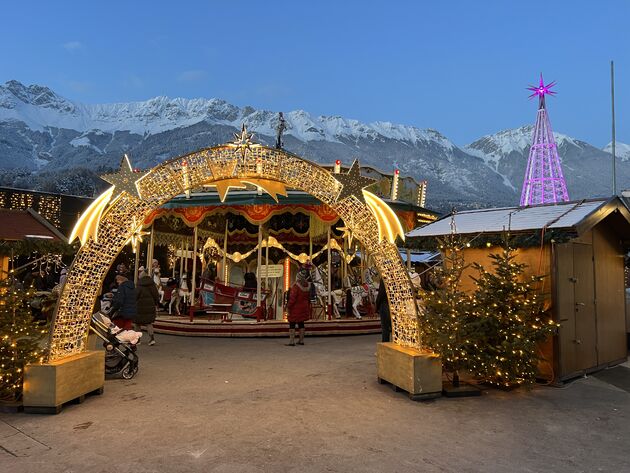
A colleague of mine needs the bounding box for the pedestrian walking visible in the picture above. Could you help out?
[111,275,137,330]
[286,268,311,346]
[135,273,160,346]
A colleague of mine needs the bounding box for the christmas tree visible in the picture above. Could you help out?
[419,229,474,386]
[0,277,48,402]
[468,236,556,387]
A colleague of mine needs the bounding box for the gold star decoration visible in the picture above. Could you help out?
[227,124,260,158]
[241,179,288,202]
[208,159,247,201]
[102,154,145,200]
[336,226,354,246]
[126,216,150,253]
[333,160,376,204]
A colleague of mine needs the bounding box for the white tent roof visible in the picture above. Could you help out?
[407,199,610,238]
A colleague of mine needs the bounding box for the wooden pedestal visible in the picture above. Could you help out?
[376,342,442,401]
[23,351,105,414]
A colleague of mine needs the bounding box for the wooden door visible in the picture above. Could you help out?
[572,243,597,370]
[555,242,598,378]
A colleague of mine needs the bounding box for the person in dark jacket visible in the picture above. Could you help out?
[111,275,137,330]
[135,274,160,346]
[375,279,391,343]
[286,269,311,346]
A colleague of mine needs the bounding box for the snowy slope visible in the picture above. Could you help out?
[603,141,630,161]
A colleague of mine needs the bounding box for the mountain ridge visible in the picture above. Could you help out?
[0,80,628,211]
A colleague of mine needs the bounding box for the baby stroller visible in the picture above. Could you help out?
[90,295,140,379]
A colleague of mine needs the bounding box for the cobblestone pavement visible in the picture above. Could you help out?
[1,334,629,473]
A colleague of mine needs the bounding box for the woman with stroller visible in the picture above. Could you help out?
[135,271,160,346]
[111,275,137,330]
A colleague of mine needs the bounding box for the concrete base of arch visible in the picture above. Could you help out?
[376,342,442,400]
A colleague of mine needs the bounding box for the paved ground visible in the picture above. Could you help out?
[1,334,630,473]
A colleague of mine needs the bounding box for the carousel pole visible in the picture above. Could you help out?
[222,218,229,283]
[179,239,184,279]
[189,224,199,321]
[256,224,262,308]
[146,223,154,268]
[265,229,270,295]
[327,225,332,319]
[184,239,189,274]
[133,241,140,285]
[342,234,347,284]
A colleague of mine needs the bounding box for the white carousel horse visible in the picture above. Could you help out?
[310,265,341,318]
[312,264,377,319]
[169,275,190,315]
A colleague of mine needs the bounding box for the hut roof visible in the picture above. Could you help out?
[0,208,66,242]
[407,197,630,238]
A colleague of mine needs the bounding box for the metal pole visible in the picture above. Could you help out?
[147,223,155,269]
[179,239,184,279]
[265,229,269,293]
[611,60,617,195]
[256,224,262,307]
[327,225,332,319]
[184,239,189,274]
[190,224,198,321]
[134,242,140,285]
[406,248,412,271]
[222,218,229,283]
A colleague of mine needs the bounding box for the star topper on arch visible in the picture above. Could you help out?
[333,159,405,244]
[69,154,147,246]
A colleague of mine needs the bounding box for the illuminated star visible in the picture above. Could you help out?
[126,216,150,253]
[102,154,145,199]
[228,123,260,158]
[527,73,556,108]
[208,159,246,201]
[334,160,376,204]
[336,226,354,246]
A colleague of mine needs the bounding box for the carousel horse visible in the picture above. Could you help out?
[312,264,377,319]
[169,274,190,315]
[310,265,342,318]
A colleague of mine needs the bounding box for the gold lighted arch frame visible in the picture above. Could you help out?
[49,139,420,360]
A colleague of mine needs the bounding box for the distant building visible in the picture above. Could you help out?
[0,187,92,237]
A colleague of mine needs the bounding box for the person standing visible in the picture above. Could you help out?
[135,272,160,346]
[375,279,391,343]
[111,275,137,331]
[286,269,311,346]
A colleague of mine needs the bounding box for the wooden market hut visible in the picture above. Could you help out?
[407,197,630,382]
[0,208,68,278]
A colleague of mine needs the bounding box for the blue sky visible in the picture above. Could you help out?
[1,0,628,146]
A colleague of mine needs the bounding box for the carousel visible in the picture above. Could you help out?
[119,128,438,337]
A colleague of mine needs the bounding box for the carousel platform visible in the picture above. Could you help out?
[153,314,382,337]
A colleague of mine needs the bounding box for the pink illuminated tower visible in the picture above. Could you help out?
[520,74,569,206]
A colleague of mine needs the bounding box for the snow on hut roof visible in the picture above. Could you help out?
[407,198,614,238]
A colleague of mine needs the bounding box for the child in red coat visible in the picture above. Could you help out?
[286,269,311,346]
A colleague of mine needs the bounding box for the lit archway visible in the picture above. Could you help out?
[48,134,421,361]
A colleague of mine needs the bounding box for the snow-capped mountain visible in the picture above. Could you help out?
[603,141,630,161]
[0,80,628,210]
[467,126,630,201]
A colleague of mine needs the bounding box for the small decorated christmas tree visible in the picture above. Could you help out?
[419,227,474,386]
[0,277,48,403]
[468,236,556,387]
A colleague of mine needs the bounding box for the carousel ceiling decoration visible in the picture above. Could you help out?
[49,130,421,362]
[202,235,351,265]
